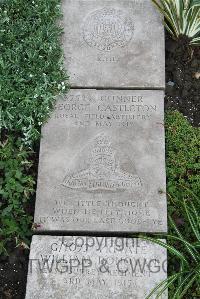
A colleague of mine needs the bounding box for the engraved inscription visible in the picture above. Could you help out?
[97,55,119,62]
[54,94,158,128]
[63,134,142,191]
[82,8,134,51]
[26,237,167,299]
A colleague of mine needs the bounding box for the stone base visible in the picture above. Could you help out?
[25,236,167,299]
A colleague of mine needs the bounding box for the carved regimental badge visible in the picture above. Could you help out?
[63,134,142,192]
[82,8,134,51]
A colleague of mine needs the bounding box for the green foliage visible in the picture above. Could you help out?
[166,111,200,204]
[0,0,68,145]
[145,111,200,298]
[144,194,200,298]
[152,0,200,45]
[0,0,68,254]
[0,137,35,255]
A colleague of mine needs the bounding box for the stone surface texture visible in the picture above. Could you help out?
[34,89,167,233]
[62,0,165,88]
[25,236,167,299]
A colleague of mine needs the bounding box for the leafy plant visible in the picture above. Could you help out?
[143,111,200,298]
[166,111,200,206]
[144,191,200,299]
[0,0,68,254]
[0,136,35,255]
[152,0,200,45]
[0,0,69,146]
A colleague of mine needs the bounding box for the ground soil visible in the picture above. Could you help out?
[165,33,200,127]
[0,246,29,299]
[0,33,199,299]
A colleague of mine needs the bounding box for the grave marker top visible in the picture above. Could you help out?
[62,0,165,89]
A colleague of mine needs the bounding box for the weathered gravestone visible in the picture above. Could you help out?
[62,0,165,89]
[25,236,167,299]
[26,1,168,297]
[34,89,167,233]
